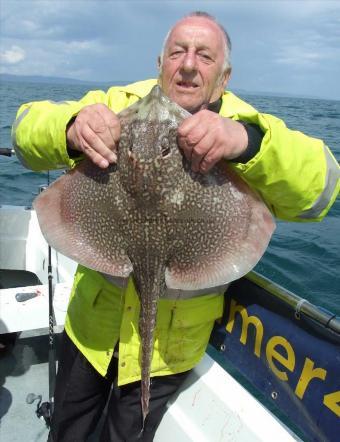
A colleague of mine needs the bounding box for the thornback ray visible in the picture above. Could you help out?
[33,85,275,427]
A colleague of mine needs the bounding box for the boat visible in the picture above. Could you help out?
[0,169,339,441]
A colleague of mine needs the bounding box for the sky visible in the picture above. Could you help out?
[1,0,340,100]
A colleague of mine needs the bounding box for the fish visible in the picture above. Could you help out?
[33,85,275,427]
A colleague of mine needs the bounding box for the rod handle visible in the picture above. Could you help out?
[0,148,15,157]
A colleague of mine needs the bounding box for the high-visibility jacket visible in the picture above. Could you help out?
[12,79,340,385]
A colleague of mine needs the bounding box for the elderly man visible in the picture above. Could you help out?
[13,11,339,442]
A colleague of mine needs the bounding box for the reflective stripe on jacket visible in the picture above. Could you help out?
[12,78,340,384]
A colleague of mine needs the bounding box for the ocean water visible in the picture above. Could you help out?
[0,80,339,315]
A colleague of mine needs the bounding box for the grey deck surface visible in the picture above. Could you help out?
[0,330,52,441]
[0,330,105,441]
[0,269,104,441]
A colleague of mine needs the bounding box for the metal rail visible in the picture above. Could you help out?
[246,271,340,334]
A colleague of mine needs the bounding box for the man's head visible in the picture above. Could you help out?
[158,12,232,113]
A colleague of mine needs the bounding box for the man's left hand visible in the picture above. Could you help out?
[177,110,248,173]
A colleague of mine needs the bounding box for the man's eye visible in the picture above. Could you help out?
[170,50,184,58]
[199,53,212,61]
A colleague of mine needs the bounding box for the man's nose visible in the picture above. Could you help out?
[181,52,197,72]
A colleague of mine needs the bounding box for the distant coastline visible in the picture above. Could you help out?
[0,73,124,86]
[0,73,334,102]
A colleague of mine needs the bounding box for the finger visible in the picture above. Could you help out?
[177,112,202,137]
[80,141,110,169]
[82,106,119,147]
[191,148,208,173]
[87,112,119,154]
[77,124,117,166]
[178,122,207,163]
[95,107,121,145]
[177,136,194,162]
[199,146,222,173]
[190,132,216,172]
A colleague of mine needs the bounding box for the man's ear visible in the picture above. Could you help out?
[222,68,232,88]
[157,56,162,70]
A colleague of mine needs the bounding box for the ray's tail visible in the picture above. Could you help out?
[139,296,157,426]
[132,260,166,431]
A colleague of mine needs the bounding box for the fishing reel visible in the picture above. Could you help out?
[26,393,53,427]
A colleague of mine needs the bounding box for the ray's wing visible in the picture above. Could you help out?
[33,161,133,277]
[165,165,275,290]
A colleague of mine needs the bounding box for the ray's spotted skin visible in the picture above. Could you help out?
[33,86,275,425]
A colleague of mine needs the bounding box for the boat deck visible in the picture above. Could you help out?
[0,330,104,441]
[1,330,55,441]
[1,327,303,442]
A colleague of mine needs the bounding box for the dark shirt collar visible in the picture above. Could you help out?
[208,97,223,114]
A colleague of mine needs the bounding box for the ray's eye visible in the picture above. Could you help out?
[161,136,171,157]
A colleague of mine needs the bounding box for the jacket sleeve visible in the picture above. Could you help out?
[11,79,157,172]
[11,89,111,171]
[229,112,339,223]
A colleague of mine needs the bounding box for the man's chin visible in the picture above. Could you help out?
[172,94,204,113]
[180,101,206,114]
[160,85,204,113]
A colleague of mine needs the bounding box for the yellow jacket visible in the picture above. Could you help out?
[12,79,340,385]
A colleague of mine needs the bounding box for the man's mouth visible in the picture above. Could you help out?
[176,81,199,89]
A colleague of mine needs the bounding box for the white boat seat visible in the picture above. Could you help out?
[0,282,72,334]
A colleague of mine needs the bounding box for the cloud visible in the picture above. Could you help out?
[0,45,25,64]
[274,23,340,70]
[275,42,325,68]
[0,37,97,77]
[1,1,339,99]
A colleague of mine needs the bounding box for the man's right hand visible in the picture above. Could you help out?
[66,104,120,168]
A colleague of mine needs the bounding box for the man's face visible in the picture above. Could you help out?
[158,17,230,113]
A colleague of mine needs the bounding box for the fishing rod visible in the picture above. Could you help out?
[1,147,56,426]
[0,148,15,156]
[26,226,56,426]
[34,174,56,427]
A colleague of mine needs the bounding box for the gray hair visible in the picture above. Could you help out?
[159,11,232,72]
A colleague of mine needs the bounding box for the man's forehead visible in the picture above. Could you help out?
[167,17,224,45]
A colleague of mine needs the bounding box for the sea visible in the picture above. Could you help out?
[0,80,339,316]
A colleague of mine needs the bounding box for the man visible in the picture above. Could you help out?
[12,11,339,442]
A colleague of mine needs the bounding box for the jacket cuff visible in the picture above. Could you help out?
[230,121,264,164]
[66,116,83,159]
